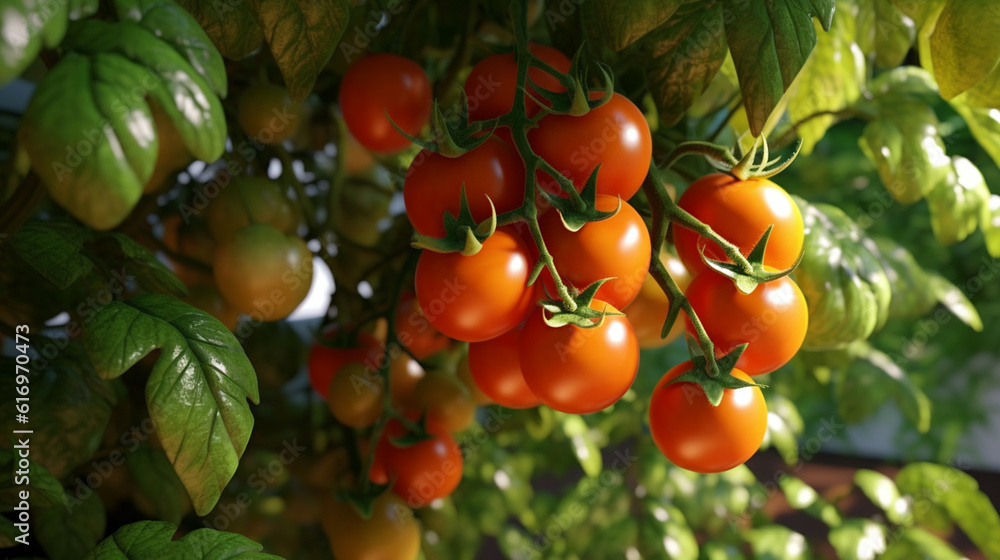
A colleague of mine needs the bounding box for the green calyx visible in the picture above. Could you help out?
[701,225,802,294]
[539,165,619,232]
[538,279,622,329]
[662,344,766,406]
[411,187,497,256]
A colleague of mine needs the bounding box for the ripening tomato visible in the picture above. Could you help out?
[624,252,692,348]
[184,284,241,331]
[213,224,313,321]
[673,173,804,275]
[206,176,299,242]
[237,83,303,145]
[414,370,476,433]
[519,299,639,414]
[456,352,493,405]
[328,362,384,428]
[162,216,215,287]
[649,361,767,473]
[340,54,432,154]
[468,326,539,409]
[404,137,526,238]
[529,92,652,201]
[388,353,427,409]
[415,228,536,343]
[321,492,421,560]
[374,419,463,508]
[308,330,382,399]
[540,195,651,310]
[145,102,192,193]
[395,293,451,359]
[683,271,808,376]
[464,43,571,121]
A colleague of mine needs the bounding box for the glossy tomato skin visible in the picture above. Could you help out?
[413,370,476,433]
[308,331,382,399]
[540,195,651,310]
[468,325,539,409]
[624,253,692,349]
[519,299,639,414]
[464,43,571,121]
[340,54,432,154]
[327,362,384,428]
[529,92,652,201]
[674,173,804,275]
[321,491,421,560]
[649,362,767,473]
[415,228,536,343]
[374,419,463,508]
[683,271,808,376]
[394,293,451,359]
[404,137,525,238]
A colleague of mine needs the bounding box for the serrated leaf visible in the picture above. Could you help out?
[743,525,810,560]
[592,0,681,52]
[247,0,350,103]
[105,233,188,297]
[11,220,94,288]
[129,445,189,525]
[896,462,1000,559]
[854,469,908,524]
[828,519,887,560]
[176,0,264,60]
[724,0,835,136]
[84,294,260,516]
[0,449,68,510]
[641,1,727,126]
[786,2,865,153]
[0,0,99,86]
[83,521,282,559]
[37,490,105,560]
[558,413,602,478]
[928,1,1000,100]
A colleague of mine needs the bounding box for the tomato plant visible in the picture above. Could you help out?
[413,369,476,432]
[237,82,303,145]
[321,491,421,560]
[374,418,464,508]
[624,252,691,348]
[308,331,382,399]
[467,325,539,409]
[327,362,384,428]
[464,43,571,121]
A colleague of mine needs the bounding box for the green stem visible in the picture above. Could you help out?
[771,107,872,149]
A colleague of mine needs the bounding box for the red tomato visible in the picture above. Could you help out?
[464,43,571,121]
[649,361,767,473]
[339,54,432,154]
[540,195,651,309]
[529,92,652,201]
[519,299,639,414]
[373,419,463,508]
[683,271,808,376]
[415,228,536,343]
[673,173,804,275]
[404,137,526,238]
[394,293,451,359]
[308,330,382,399]
[468,325,539,409]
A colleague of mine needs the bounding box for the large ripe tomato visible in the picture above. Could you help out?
[307,330,382,399]
[394,293,451,359]
[673,173,804,275]
[648,361,767,473]
[237,83,303,145]
[374,419,463,508]
[413,370,476,433]
[415,228,536,343]
[468,326,539,409]
[339,54,432,154]
[529,92,652,201]
[328,362,383,428]
[540,195,651,310]
[206,176,299,242]
[321,491,420,560]
[404,137,525,238]
[519,299,639,414]
[464,43,571,121]
[683,271,808,376]
[213,224,313,321]
[624,252,692,349]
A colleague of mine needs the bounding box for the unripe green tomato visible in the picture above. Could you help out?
[331,180,392,247]
[237,83,303,145]
[206,176,299,242]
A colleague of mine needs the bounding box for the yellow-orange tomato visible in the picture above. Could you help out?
[624,253,692,349]
[328,362,384,428]
[321,492,420,560]
[238,83,303,145]
[389,353,426,409]
[413,370,476,433]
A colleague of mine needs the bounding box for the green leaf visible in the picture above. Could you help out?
[928,274,983,331]
[0,351,115,479]
[984,195,1000,258]
[828,519,887,560]
[592,0,681,51]
[743,525,811,560]
[853,469,907,524]
[779,475,842,526]
[83,521,282,559]
[129,445,189,525]
[19,2,227,230]
[881,527,965,560]
[104,233,188,297]
[928,1,1000,100]
[724,0,835,136]
[857,0,916,69]
[246,0,350,103]
[0,449,68,510]
[637,500,698,560]
[37,490,105,560]
[557,413,602,478]
[641,1,727,127]
[11,220,94,289]
[896,462,1000,560]
[0,0,99,86]
[175,0,264,61]
[926,156,991,246]
[786,1,865,153]
[761,394,803,465]
[84,294,260,516]
[849,342,931,433]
